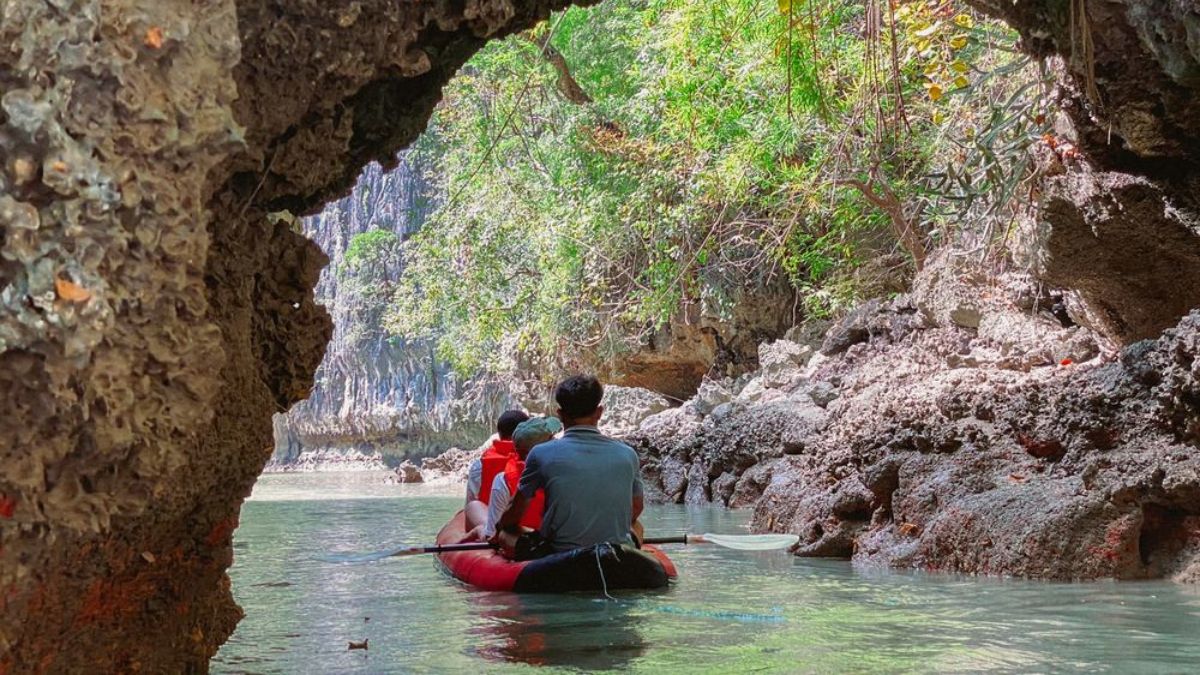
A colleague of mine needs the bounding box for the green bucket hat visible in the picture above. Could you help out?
[512,416,563,453]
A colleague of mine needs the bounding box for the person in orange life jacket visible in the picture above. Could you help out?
[481,416,563,551]
[492,375,645,559]
[462,410,529,540]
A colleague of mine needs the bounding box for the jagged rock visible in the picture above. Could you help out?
[420,444,480,484]
[784,319,832,352]
[633,250,1200,582]
[821,299,883,354]
[799,381,839,408]
[599,385,674,438]
[758,339,812,388]
[0,3,598,670]
[264,448,388,473]
[966,0,1200,343]
[7,0,1200,670]
[693,379,734,415]
[393,461,424,484]
[609,283,797,399]
[820,297,928,356]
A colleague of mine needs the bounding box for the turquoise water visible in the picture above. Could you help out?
[213,474,1200,673]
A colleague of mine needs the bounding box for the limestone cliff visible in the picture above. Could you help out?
[269,158,507,468]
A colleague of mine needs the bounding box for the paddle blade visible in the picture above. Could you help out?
[315,547,413,564]
[316,542,494,564]
[699,533,799,550]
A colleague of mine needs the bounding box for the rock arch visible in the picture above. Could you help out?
[1,0,1198,671]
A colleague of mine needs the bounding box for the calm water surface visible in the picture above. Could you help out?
[213,473,1200,673]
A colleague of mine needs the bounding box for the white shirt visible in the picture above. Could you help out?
[482,473,513,538]
[465,458,482,505]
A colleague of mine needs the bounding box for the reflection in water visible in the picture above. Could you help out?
[471,592,649,670]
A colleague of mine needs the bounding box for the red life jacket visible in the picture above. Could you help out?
[477,439,515,505]
[504,454,545,530]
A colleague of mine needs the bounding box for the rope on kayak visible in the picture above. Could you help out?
[594,543,617,601]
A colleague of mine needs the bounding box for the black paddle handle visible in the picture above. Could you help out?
[643,535,688,545]
[421,542,495,553]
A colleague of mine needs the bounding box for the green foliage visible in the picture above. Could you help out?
[345,228,400,273]
[344,229,400,274]
[388,0,1045,377]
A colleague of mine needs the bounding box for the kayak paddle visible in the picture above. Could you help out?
[318,533,799,563]
[645,533,800,551]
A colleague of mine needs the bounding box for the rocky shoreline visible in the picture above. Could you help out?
[625,255,1200,582]
[262,448,390,473]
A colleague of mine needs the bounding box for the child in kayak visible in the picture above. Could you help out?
[475,416,562,546]
[463,410,529,536]
[492,375,645,559]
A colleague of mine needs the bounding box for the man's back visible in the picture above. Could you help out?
[517,426,642,551]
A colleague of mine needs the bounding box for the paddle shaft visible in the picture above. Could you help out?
[405,535,704,557]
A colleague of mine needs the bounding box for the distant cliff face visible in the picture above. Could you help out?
[271,157,509,465]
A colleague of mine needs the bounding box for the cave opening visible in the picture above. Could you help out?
[5,0,1200,671]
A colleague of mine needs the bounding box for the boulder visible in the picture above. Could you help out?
[600,385,674,438]
[394,460,424,484]
[758,339,812,388]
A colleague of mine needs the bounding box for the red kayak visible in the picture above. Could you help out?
[435,511,677,592]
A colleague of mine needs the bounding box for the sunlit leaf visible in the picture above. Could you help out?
[913,22,941,38]
[954,75,969,88]
[950,34,969,49]
[950,60,969,73]
[953,13,974,28]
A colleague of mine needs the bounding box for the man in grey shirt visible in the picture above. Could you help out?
[493,375,644,553]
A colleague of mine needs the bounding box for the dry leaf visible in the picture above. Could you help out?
[141,551,156,563]
[145,26,164,49]
[899,522,920,536]
[55,277,92,303]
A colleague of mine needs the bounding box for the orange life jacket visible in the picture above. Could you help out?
[477,439,515,505]
[504,454,545,530]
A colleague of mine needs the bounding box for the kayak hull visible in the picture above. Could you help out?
[435,511,677,592]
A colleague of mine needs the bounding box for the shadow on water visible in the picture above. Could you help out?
[469,591,651,670]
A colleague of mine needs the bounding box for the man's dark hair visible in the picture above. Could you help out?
[496,410,530,439]
[555,375,604,419]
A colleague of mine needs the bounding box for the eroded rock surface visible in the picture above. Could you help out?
[968,0,1200,342]
[0,1,590,671]
[630,257,1200,581]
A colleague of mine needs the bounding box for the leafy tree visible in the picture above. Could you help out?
[388,0,1046,378]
